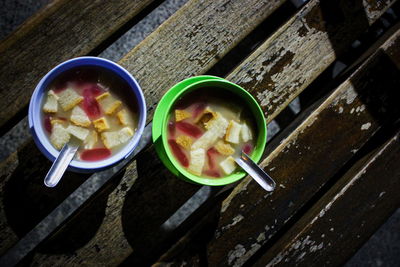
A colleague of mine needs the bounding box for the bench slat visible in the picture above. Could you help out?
[201,27,400,266]
[0,0,159,134]
[17,0,398,265]
[0,0,286,264]
[255,129,400,266]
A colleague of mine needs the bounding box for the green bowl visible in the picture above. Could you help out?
[152,76,267,186]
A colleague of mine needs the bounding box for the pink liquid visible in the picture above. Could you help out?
[175,121,203,138]
[168,139,189,167]
[80,148,112,161]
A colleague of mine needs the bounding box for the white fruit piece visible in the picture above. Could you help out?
[220,156,237,175]
[70,105,91,127]
[96,92,122,115]
[188,148,205,176]
[43,90,59,113]
[57,88,83,111]
[192,113,228,150]
[66,125,89,141]
[84,131,98,149]
[241,122,253,142]
[225,120,242,144]
[116,109,130,126]
[50,123,70,150]
[101,127,134,149]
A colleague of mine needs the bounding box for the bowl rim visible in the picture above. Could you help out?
[28,56,146,171]
[160,78,267,186]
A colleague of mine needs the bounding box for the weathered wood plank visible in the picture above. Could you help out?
[255,129,400,266]
[0,0,287,264]
[10,0,398,262]
[0,0,160,133]
[157,25,400,266]
[227,0,396,123]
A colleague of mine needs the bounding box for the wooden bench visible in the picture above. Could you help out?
[0,0,399,266]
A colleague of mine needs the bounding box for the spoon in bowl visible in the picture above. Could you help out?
[234,151,276,191]
[44,138,81,187]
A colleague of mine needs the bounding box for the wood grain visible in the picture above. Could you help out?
[254,129,400,266]
[0,0,158,133]
[4,0,396,265]
[227,0,396,123]
[0,0,286,264]
[199,27,400,266]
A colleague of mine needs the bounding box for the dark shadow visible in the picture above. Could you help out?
[120,143,236,266]
[2,141,120,257]
[243,34,400,267]
[206,1,298,77]
[120,144,201,265]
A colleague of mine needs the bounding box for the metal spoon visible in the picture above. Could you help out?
[235,151,276,191]
[44,138,81,187]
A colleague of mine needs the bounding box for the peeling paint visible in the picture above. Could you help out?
[227,244,246,265]
[361,122,371,130]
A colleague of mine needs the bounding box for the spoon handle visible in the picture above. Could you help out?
[44,142,79,187]
[235,152,276,192]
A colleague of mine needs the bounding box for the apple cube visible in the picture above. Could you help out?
[220,156,237,175]
[96,92,122,115]
[188,148,205,176]
[50,123,70,150]
[70,105,91,127]
[58,88,83,111]
[43,90,59,113]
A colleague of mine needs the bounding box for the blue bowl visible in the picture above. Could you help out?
[28,57,146,172]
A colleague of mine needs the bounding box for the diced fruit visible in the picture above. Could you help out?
[96,92,122,115]
[243,143,253,154]
[43,90,59,113]
[168,121,176,137]
[50,118,67,126]
[207,147,219,169]
[82,88,101,119]
[84,83,104,97]
[241,122,253,142]
[188,148,205,176]
[70,105,91,127]
[95,92,110,101]
[50,123,70,150]
[220,156,237,175]
[80,148,111,161]
[57,88,83,111]
[101,127,134,149]
[66,125,89,141]
[175,121,203,138]
[192,113,228,150]
[168,139,189,167]
[93,117,110,132]
[175,109,191,122]
[195,107,217,126]
[84,131,98,149]
[192,102,207,118]
[225,120,242,144]
[44,115,52,134]
[203,169,221,178]
[176,135,192,150]
[116,109,129,126]
[215,140,235,156]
